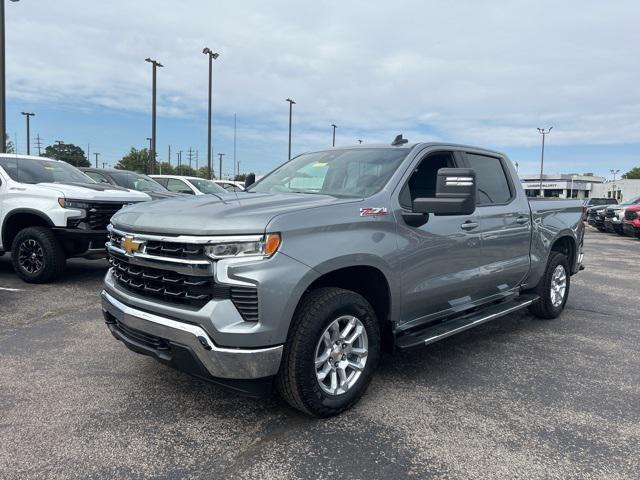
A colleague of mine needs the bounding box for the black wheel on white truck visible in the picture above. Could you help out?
[11,226,66,283]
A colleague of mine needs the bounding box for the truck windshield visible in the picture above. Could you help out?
[110,172,166,192]
[249,148,410,197]
[0,157,94,184]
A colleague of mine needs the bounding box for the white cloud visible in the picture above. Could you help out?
[5,0,640,160]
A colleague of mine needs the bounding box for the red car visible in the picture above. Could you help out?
[622,205,640,238]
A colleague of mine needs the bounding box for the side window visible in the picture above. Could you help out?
[466,153,512,205]
[399,151,455,209]
[166,178,193,194]
[85,171,110,184]
[154,178,168,187]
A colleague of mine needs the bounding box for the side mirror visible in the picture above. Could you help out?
[413,168,476,216]
[244,172,256,189]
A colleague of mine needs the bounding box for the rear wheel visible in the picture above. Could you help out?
[529,251,570,319]
[11,227,66,283]
[276,287,380,417]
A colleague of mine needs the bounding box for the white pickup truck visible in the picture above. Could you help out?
[0,154,149,283]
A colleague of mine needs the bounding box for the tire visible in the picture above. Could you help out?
[596,227,606,232]
[276,287,381,417]
[11,226,66,283]
[528,251,570,319]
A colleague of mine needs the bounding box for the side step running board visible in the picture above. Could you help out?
[395,294,538,350]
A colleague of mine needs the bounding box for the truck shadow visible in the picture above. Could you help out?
[0,255,109,285]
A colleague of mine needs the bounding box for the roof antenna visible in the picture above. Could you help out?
[391,134,408,146]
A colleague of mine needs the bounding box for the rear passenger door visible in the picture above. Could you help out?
[463,152,531,299]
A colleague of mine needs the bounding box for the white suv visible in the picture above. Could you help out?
[0,154,149,283]
[150,175,227,195]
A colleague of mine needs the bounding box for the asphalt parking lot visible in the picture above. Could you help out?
[1,228,638,479]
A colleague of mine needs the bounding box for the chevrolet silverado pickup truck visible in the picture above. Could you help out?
[0,154,149,283]
[102,139,584,417]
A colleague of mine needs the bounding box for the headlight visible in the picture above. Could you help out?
[204,233,281,260]
[58,198,91,209]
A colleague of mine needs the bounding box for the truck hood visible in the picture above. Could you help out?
[111,192,358,235]
[36,182,151,202]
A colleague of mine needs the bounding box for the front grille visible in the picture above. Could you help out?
[605,209,617,218]
[625,210,638,221]
[68,202,129,230]
[109,230,206,261]
[109,254,215,307]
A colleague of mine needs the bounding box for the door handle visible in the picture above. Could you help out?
[460,221,479,231]
[515,216,530,225]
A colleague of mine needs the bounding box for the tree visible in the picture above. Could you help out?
[156,162,175,175]
[115,148,151,173]
[43,143,89,167]
[622,167,640,180]
[5,133,15,153]
[196,166,213,179]
[175,164,197,176]
[234,173,247,182]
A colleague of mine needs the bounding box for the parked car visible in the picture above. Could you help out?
[102,140,584,417]
[0,154,149,283]
[582,197,617,220]
[622,205,640,238]
[213,180,245,192]
[604,196,640,235]
[81,168,183,200]
[150,175,227,195]
[587,205,609,231]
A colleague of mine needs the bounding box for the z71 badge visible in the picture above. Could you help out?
[360,207,388,217]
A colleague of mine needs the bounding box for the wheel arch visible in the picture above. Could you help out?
[550,234,577,273]
[1,209,55,250]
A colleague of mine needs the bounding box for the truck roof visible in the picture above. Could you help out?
[303,142,507,158]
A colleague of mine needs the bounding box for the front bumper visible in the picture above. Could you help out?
[101,291,283,386]
[623,222,640,238]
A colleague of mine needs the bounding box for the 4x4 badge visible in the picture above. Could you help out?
[360,207,388,217]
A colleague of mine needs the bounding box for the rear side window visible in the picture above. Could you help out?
[466,153,512,204]
[166,178,193,193]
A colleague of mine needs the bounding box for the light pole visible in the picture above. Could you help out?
[94,152,100,168]
[145,57,163,175]
[331,124,337,147]
[203,48,219,180]
[20,111,34,154]
[537,127,553,197]
[217,152,225,180]
[610,169,620,200]
[286,98,295,160]
[146,137,152,174]
[1,0,19,153]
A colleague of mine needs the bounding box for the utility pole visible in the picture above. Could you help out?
[94,152,100,168]
[35,133,43,156]
[145,57,163,175]
[167,144,171,167]
[331,124,337,147]
[102,162,107,169]
[203,48,220,180]
[537,127,553,197]
[610,169,620,200]
[187,147,193,169]
[286,98,295,160]
[87,143,90,164]
[217,153,225,180]
[20,112,34,155]
[178,150,183,171]
[233,113,237,180]
[1,0,20,153]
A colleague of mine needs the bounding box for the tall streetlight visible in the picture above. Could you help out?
[537,126,553,197]
[203,48,219,179]
[20,111,34,154]
[286,98,295,160]
[1,0,20,153]
[146,137,152,174]
[331,124,337,147]
[145,57,163,175]
[610,169,620,200]
[217,152,225,180]
[94,152,100,168]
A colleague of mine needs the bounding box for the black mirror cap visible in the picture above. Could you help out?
[245,173,256,189]
[413,168,476,216]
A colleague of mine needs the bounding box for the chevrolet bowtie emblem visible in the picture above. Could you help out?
[121,236,144,255]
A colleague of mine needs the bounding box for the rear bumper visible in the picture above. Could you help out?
[101,291,283,391]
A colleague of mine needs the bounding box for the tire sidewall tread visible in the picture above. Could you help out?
[11,226,66,283]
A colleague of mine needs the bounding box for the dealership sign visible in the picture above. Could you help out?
[521,181,592,190]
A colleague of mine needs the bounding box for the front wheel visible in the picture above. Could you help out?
[11,226,66,283]
[276,287,380,417]
[529,251,570,319]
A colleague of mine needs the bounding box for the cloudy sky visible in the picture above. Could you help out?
[4,0,639,177]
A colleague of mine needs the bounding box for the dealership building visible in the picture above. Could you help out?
[519,173,640,202]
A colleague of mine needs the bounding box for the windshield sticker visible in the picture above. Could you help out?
[360,207,388,217]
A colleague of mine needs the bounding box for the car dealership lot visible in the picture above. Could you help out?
[0,229,638,479]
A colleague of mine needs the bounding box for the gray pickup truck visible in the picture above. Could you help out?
[101,138,584,417]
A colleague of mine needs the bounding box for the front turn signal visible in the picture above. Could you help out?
[264,233,281,257]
